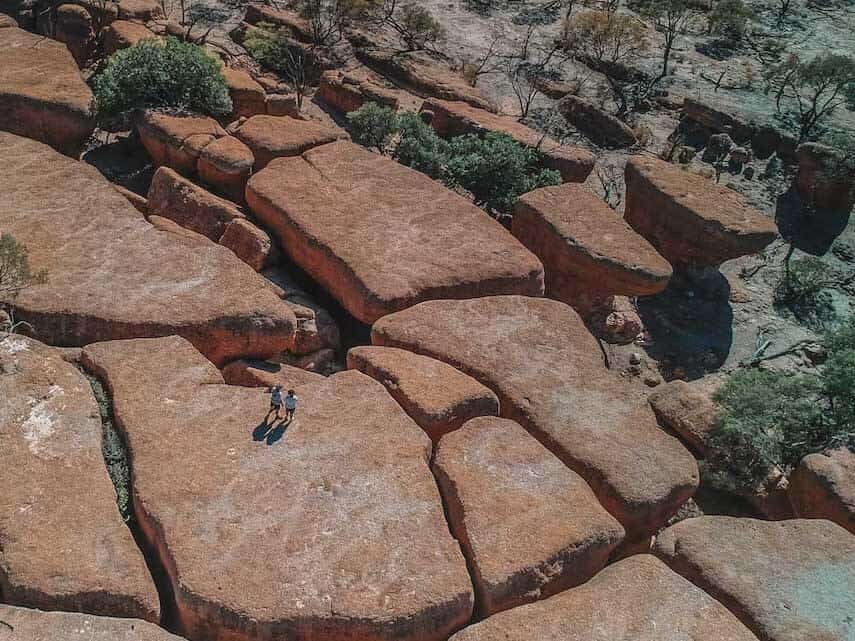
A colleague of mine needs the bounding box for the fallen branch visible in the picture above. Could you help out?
[740,339,815,366]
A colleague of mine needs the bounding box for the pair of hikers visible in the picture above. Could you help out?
[269,385,297,422]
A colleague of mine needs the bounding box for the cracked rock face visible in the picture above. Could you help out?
[81,335,473,641]
[0,605,183,641]
[0,335,159,621]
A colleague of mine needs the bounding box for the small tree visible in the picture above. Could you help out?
[708,0,754,44]
[380,1,445,51]
[640,0,696,79]
[392,112,451,179]
[0,234,47,302]
[501,24,566,119]
[244,24,315,109]
[296,0,379,46]
[93,37,232,119]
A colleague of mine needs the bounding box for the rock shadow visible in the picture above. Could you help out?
[775,187,852,256]
[83,134,154,196]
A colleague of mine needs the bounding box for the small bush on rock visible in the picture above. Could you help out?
[392,112,450,179]
[346,102,399,151]
[93,37,232,119]
[0,233,47,301]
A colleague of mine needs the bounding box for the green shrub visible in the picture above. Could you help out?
[0,233,47,301]
[393,4,445,51]
[346,102,399,151]
[445,132,562,214]
[708,0,754,43]
[706,318,855,495]
[93,37,232,119]
[773,256,838,328]
[392,112,450,179]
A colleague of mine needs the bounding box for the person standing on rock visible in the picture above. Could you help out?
[284,389,298,422]
[269,385,284,421]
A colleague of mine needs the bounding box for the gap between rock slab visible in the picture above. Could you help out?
[79,367,180,633]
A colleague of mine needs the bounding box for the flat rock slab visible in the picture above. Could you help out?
[654,516,855,641]
[423,99,595,183]
[789,449,855,535]
[512,183,671,310]
[372,296,698,539]
[137,111,227,175]
[434,417,624,615]
[347,346,499,443]
[648,379,720,456]
[233,115,349,169]
[625,155,777,267]
[0,605,184,641]
[0,133,296,367]
[0,27,94,155]
[246,141,545,324]
[0,336,158,621]
[449,554,759,641]
[81,336,474,641]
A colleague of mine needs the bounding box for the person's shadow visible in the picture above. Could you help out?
[252,415,291,445]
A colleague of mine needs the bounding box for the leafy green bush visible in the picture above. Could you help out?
[93,37,232,119]
[706,318,855,495]
[392,4,445,51]
[345,103,560,215]
[708,0,754,43]
[774,256,838,328]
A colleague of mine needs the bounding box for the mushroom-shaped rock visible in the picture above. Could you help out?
[247,141,545,324]
[654,516,855,641]
[102,19,157,55]
[223,66,267,118]
[449,554,760,641]
[624,155,778,267]
[0,27,94,155]
[233,114,349,169]
[81,336,474,641]
[197,134,255,203]
[789,449,855,535]
[221,358,326,388]
[347,346,499,443]
[0,605,185,641]
[0,133,296,366]
[512,183,672,313]
[434,417,625,615]
[422,98,595,183]
[137,111,227,175]
[372,296,699,539]
[0,336,159,621]
[648,379,720,456]
[147,166,245,241]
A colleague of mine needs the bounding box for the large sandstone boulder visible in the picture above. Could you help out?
[347,346,499,443]
[683,97,755,143]
[51,3,95,66]
[512,183,672,312]
[196,134,256,203]
[449,554,760,641]
[221,358,325,388]
[654,517,855,641]
[0,605,185,641]
[317,69,400,114]
[372,296,699,539]
[789,449,855,535]
[0,133,296,366]
[648,379,719,456]
[0,27,94,155]
[102,19,157,55]
[558,95,637,149]
[233,114,349,169]
[219,217,279,271]
[81,336,474,641]
[0,336,159,621]
[137,111,227,175]
[434,417,624,615]
[223,66,267,118]
[625,155,778,267]
[795,142,855,212]
[422,98,595,182]
[246,141,545,324]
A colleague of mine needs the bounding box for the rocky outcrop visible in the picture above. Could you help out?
[51,4,95,66]
[557,95,637,148]
[0,132,295,366]
[795,142,855,212]
[0,605,185,641]
[82,336,474,641]
[648,379,720,456]
[789,449,855,535]
[117,0,163,21]
[0,27,94,155]
[219,217,279,271]
[221,358,325,388]
[233,114,349,169]
[102,19,157,54]
[317,70,399,114]
[223,66,267,118]
[654,517,855,641]
[0,336,159,621]
[137,111,227,175]
[246,141,545,324]
[434,417,624,615]
[422,98,595,182]
[372,296,699,539]
[512,183,671,313]
[624,155,778,268]
[196,134,255,203]
[347,346,499,443]
[449,555,759,641]
[683,97,755,144]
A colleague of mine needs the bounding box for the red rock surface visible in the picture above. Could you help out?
[147,166,244,240]
[244,3,313,41]
[654,516,855,641]
[347,346,499,443]
[52,4,95,66]
[0,605,184,641]
[196,134,255,203]
[117,0,163,20]
[82,336,474,641]
[372,296,699,539]
[137,111,227,175]
[625,155,778,267]
[221,358,325,388]
[0,27,94,155]
[0,336,159,621]
[218,217,279,271]
[423,98,595,182]
[247,141,544,324]
[648,379,720,456]
[789,449,855,535]
[317,70,399,114]
[0,132,295,367]
[512,183,671,311]
[102,19,157,54]
[449,554,759,641]
[434,417,624,615]
[233,114,349,169]
[223,66,267,118]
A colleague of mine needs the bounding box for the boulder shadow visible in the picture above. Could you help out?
[775,187,852,256]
